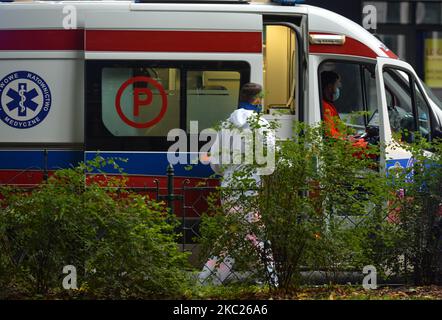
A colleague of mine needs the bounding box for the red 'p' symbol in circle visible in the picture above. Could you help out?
[115,76,168,129]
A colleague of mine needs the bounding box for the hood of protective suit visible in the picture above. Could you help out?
[209,108,275,176]
[227,109,255,129]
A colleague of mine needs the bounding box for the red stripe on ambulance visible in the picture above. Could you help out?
[85,30,262,53]
[0,29,262,53]
[0,30,83,51]
[380,47,399,59]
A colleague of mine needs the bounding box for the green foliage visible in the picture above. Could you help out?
[0,158,191,299]
[200,114,442,289]
[199,118,393,290]
[371,136,442,285]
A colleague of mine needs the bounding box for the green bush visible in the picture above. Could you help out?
[371,136,442,285]
[193,116,442,290]
[199,119,393,290]
[0,158,191,299]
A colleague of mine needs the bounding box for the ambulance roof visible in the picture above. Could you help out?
[0,1,396,59]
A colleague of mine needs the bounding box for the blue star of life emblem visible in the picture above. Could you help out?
[0,71,52,129]
[7,82,39,117]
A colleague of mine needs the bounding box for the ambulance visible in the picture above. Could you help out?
[1,0,442,190]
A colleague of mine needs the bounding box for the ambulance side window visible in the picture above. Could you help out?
[414,84,432,139]
[382,68,432,142]
[364,65,395,119]
[187,71,241,132]
[364,66,378,116]
[101,67,181,137]
[85,60,250,151]
[383,70,415,142]
[319,61,377,134]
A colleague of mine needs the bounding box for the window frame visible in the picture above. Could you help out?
[263,15,306,120]
[318,59,436,141]
[382,65,434,141]
[85,60,250,151]
[318,59,377,127]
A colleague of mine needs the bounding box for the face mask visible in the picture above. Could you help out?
[332,87,341,102]
[252,96,262,105]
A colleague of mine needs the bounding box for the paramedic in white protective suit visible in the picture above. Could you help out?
[198,83,278,286]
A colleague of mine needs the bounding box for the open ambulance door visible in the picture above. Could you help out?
[376,57,433,173]
[299,14,309,123]
[262,13,308,140]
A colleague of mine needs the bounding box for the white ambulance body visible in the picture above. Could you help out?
[1,0,442,187]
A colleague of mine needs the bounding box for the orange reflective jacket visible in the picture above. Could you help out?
[322,99,341,138]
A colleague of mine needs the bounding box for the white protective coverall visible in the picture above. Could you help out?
[198,108,278,286]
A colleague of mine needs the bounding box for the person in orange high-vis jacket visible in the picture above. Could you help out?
[321,71,343,138]
[323,99,342,138]
[320,71,372,158]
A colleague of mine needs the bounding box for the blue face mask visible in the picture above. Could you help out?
[332,87,341,102]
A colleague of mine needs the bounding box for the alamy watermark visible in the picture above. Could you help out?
[62,5,77,30]
[62,265,78,290]
[362,265,378,290]
[362,5,377,32]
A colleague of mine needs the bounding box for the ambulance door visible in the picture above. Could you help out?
[262,14,308,140]
[375,58,434,172]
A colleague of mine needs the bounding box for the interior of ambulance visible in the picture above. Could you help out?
[263,24,297,114]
